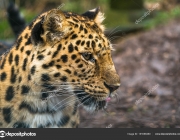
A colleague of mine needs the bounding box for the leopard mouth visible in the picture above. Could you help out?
[74,91,110,111]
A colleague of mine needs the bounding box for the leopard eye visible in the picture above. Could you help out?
[82,52,91,60]
[82,52,95,63]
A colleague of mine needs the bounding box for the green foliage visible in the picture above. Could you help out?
[62,0,82,13]
[1,0,180,40]
[105,10,131,27]
[0,18,14,39]
[20,9,37,23]
[0,8,37,40]
[143,7,180,29]
[110,0,144,10]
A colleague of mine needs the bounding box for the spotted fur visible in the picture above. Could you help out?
[0,7,120,128]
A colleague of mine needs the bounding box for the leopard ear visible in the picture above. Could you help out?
[82,7,105,31]
[31,9,68,46]
[41,9,68,43]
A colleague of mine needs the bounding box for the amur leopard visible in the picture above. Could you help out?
[0,7,120,128]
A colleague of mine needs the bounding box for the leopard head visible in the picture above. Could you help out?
[30,7,120,112]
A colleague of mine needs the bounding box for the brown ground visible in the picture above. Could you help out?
[79,19,180,128]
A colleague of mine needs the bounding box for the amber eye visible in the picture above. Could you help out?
[82,52,95,63]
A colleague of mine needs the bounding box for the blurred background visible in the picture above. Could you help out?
[0,0,180,128]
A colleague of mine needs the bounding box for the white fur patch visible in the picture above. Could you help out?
[94,11,105,31]
[89,8,96,12]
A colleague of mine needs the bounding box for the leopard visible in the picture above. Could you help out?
[0,7,120,128]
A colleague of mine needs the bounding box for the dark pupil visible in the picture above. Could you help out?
[84,53,91,60]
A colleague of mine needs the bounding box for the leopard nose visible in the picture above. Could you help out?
[104,82,120,93]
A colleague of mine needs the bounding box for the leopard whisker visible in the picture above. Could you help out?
[28,89,85,99]
[53,97,79,111]
[33,81,80,87]
[50,94,77,111]
[108,29,124,39]
[102,107,109,115]
[53,93,90,111]
[109,28,123,37]
[107,26,120,38]
[114,92,120,104]
[51,93,82,110]
[76,94,91,107]
[109,35,123,42]
[111,43,118,47]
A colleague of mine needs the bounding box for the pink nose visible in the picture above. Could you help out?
[106,97,111,102]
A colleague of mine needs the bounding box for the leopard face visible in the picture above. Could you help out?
[30,8,120,111]
[0,7,120,128]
